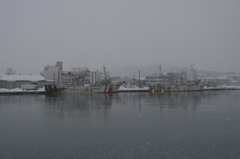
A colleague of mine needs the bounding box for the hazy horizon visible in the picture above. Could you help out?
[1,0,240,75]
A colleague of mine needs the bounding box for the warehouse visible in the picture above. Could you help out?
[0,75,46,89]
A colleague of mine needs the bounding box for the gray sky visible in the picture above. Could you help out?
[1,0,240,75]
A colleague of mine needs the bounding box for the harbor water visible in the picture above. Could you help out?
[1,91,240,159]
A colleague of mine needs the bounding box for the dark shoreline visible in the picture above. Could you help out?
[0,92,46,95]
[1,89,240,95]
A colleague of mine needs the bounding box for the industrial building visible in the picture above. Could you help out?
[40,62,104,87]
[0,75,46,89]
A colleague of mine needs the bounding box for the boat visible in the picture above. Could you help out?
[64,80,122,94]
[45,66,123,94]
[162,80,205,92]
[45,84,65,95]
[148,65,207,92]
[119,82,149,92]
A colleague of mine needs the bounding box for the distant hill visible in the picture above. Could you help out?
[108,65,239,78]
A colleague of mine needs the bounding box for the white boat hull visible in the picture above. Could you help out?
[64,83,122,94]
[149,85,204,92]
[165,85,204,92]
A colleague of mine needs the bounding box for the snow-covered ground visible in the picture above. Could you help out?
[0,87,45,93]
[1,85,240,93]
[204,85,240,90]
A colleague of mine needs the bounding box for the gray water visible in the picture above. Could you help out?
[1,91,240,159]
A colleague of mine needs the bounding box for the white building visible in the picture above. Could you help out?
[0,75,46,89]
[40,65,62,87]
[41,62,102,86]
[5,68,16,75]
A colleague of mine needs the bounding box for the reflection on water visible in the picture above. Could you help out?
[0,91,232,114]
[1,91,240,159]
[118,91,212,112]
[148,92,205,111]
[44,93,121,117]
[44,92,206,113]
[42,91,231,114]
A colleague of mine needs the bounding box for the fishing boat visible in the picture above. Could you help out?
[119,82,149,92]
[64,80,122,94]
[148,65,207,92]
[46,66,123,94]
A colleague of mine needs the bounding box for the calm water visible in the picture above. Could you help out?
[1,91,240,159]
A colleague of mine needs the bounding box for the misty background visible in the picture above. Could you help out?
[1,0,240,75]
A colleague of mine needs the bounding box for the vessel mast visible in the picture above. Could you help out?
[103,65,107,80]
[139,70,141,88]
[159,65,161,77]
[191,64,197,80]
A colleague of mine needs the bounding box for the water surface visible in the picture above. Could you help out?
[1,91,240,159]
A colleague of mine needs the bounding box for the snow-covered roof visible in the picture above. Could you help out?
[133,77,146,80]
[204,76,228,80]
[0,75,45,81]
[217,77,228,80]
[204,77,216,80]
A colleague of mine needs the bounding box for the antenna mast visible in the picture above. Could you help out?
[159,65,161,77]
[103,65,107,79]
